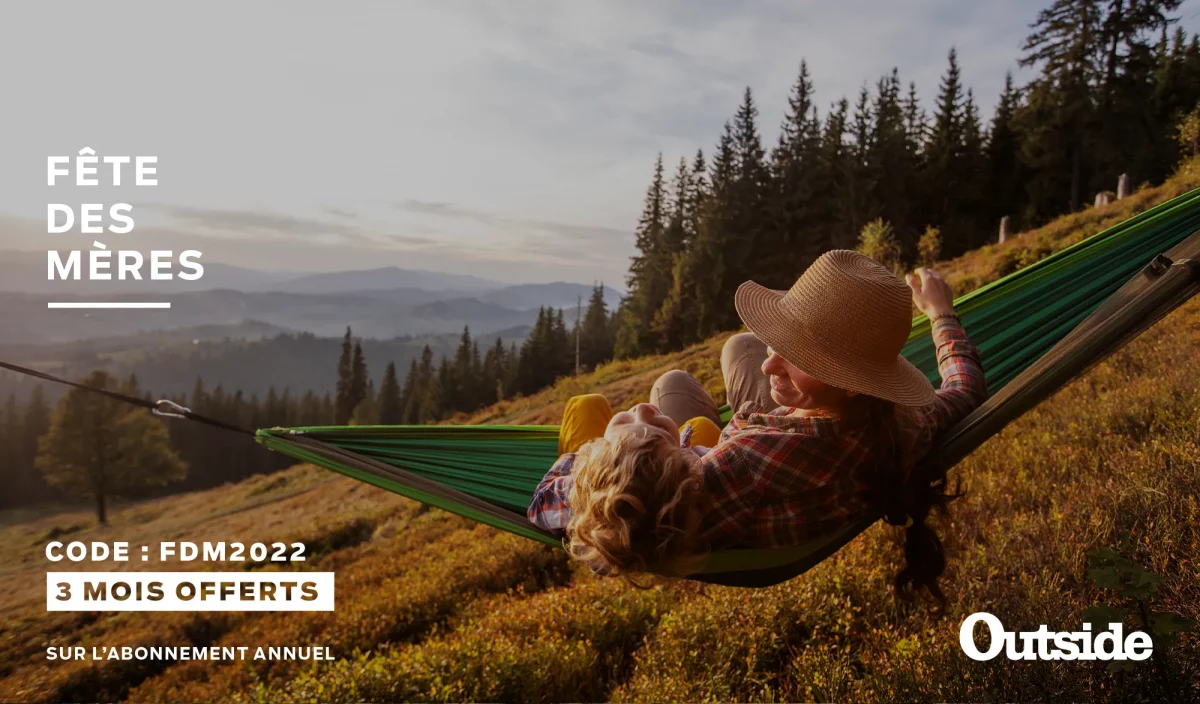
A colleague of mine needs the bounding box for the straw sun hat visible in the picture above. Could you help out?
[734,249,936,407]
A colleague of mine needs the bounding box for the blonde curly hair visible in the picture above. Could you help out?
[565,432,710,578]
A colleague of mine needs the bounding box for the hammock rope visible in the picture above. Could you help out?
[256,188,1200,588]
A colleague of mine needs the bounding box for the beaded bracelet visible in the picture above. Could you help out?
[929,312,960,324]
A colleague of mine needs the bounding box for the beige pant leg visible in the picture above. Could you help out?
[721,332,776,412]
[649,370,722,427]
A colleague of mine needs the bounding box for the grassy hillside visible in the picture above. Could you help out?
[2,168,1199,702]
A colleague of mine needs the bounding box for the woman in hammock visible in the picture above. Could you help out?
[527,250,987,602]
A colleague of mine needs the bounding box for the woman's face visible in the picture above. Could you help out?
[761,347,854,411]
[604,403,680,445]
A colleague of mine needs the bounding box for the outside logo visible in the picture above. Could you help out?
[959,612,1153,662]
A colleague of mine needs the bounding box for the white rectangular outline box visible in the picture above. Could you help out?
[46,572,335,611]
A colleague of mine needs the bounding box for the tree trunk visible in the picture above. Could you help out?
[96,489,107,525]
[1071,145,1083,212]
[1103,0,1123,113]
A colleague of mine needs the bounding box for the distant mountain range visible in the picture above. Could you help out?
[0,250,507,295]
[0,252,623,402]
[0,251,622,345]
[0,284,620,346]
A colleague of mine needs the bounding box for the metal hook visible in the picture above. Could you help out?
[1141,253,1173,279]
[152,399,192,419]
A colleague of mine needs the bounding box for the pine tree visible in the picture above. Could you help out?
[404,346,434,423]
[614,154,671,358]
[451,326,474,411]
[694,122,737,338]
[550,309,571,381]
[729,87,773,289]
[987,72,1025,230]
[351,380,379,425]
[958,89,989,250]
[868,69,918,258]
[662,157,692,254]
[399,359,419,422]
[1020,0,1103,215]
[903,80,928,148]
[482,337,508,403]
[841,86,879,241]
[771,60,827,281]
[580,285,614,369]
[378,361,403,424]
[421,359,448,421]
[654,149,712,349]
[686,149,708,241]
[650,157,702,350]
[350,341,368,417]
[1097,1,1184,187]
[518,308,549,393]
[471,340,483,405]
[822,98,856,249]
[925,48,966,250]
[334,327,355,425]
[505,342,521,398]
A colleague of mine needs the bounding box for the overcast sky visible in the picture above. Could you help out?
[4,1,1200,287]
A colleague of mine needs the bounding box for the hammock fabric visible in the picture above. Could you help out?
[258,189,1200,588]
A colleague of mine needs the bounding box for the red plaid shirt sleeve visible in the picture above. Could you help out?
[527,453,576,534]
[929,316,988,420]
[905,317,988,460]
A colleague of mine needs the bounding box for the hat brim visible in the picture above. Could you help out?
[734,280,936,407]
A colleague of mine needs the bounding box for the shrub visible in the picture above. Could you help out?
[1176,102,1200,160]
[917,226,942,268]
[268,577,676,703]
[856,218,903,274]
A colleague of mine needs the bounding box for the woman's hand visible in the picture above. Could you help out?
[905,268,955,318]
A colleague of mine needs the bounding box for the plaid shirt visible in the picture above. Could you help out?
[528,318,986,550]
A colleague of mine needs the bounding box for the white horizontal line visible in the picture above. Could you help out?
[47,302,171,309]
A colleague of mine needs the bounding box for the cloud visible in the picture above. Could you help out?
[0,210,612,285]
[148,204,353,239]
[324,207,359,220]
[397,200,628,243]
[627,36,692,62]
[6,0,1196,289]
[141,204,444,252]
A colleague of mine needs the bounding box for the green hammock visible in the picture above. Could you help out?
[258,189,1200,588]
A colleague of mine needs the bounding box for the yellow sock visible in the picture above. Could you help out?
[681,416,722,448]
[559,394,614,454]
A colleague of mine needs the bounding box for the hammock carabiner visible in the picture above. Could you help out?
[152,399,192,420]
